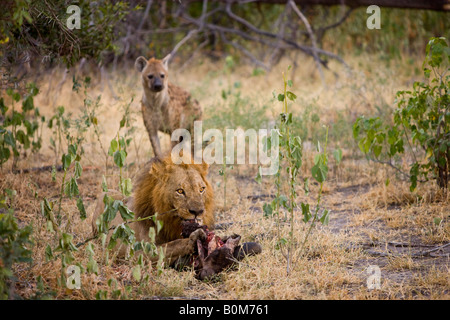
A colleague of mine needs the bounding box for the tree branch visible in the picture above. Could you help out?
[289,0,326,87]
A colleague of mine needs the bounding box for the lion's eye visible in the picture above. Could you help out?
[176,189,184,195]
[200,187,205,193]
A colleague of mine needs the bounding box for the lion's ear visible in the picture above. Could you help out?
[198,162,209,175]
[149,158,164,175]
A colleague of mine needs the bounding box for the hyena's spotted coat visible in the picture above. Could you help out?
[135,54,202,158]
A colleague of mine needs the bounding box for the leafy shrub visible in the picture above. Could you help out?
[0,0,133,70]
[353,37,449,191]
[0,83,43,170]
[0,189,33,299]
[258,67,330,275]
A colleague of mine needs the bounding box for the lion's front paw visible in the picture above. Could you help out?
[188,228,206,253]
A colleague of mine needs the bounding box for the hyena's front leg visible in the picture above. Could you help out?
[142,107,162,158]
[149,131,162,158]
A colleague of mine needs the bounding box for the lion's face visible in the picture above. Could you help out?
[164,164,208,224]
[141,158,214,236]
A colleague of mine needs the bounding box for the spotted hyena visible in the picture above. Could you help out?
[135,54,202,158]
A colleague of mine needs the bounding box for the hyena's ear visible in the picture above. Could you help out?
[162,54,171,70]
[135,56,148,72]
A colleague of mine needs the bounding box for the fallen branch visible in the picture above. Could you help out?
[360,242,450,258]
[175,2,350,73]
[411,242,450,257]
[220,31,270,70]
[12,165,63,174]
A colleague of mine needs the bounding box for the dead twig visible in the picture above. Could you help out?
[411,242,450,257]
[169,0,209,60]
[176,2,349,73]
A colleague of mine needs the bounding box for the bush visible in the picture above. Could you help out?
[353,37,449,191]
[0,83,43,170]
[0,189,33,299]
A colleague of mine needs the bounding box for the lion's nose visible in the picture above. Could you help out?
[189,209,204,216]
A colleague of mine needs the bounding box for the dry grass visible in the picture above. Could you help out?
[1,52,449,300]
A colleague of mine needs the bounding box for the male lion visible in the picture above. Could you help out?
[91,155,214,265]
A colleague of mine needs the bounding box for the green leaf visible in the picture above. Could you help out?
[0,97,8,115]
[4,131,16,148]
[113,150,126,168]
[41,198,53,220]
[333,148,343,165]
[22,10,32,23]
[119,137,126,150]
[118,203,134,221]
[255,166,262,184]
[275,238,288,250]
[119,116,126,129]
[77,197,87,220]
[132,265,141,282]
[22,96,34,112]
[286,91,297,101]
[252,68,265,76]
[87,256,99,275]
[86,243,95,256]
[278,195,288,209]
[16,130,30,149]
[148,227,156,243]
[65,177,79,198]
[62,154,72,170]
[0,146,11,163]
[74,161,82,179]
[304,178,310,195]
[277,94,285,102]
[311,163,328,183]
[51,166,57,181]
[58,233,78,253]
[263,202,273,218]
[373,145,382,158]
[301,203,311,223]
[320,209,330,225]
[101,175,108,192]
[110,223,135,246]
[156,220,163,234]
[68,144,77,159]
[9,91,20,102]
[120,178,132,196]
[45,245,54,261]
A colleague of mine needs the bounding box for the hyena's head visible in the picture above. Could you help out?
[135,54,171,93]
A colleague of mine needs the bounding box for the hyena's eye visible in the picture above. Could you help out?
[160,74,165,78]
[176,188,185,195]
[147,74,154,79]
